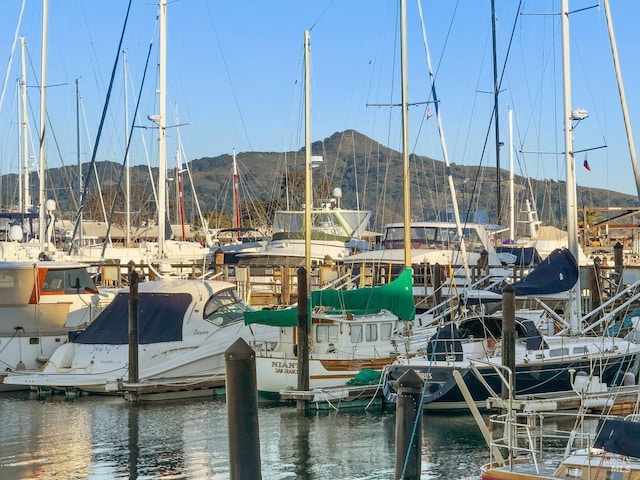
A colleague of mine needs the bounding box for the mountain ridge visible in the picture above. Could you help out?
[10,129,639,234]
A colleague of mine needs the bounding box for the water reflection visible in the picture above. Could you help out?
[421,413,488,479]
[128,407,139,479]
[0,393,489,479]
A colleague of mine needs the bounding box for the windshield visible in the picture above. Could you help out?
[42,267,98,293]
[203,287,254,327]
[383,225,487,252]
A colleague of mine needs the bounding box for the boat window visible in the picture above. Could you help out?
[316,324,339,343]
[42,268,98,294]
[384,225,438,249]
[380,323,393,340]
[384,227,404,242]
[350,324,363,343]
[204,288,252,327]
[572,346,589,355]
[0,268,35,304]
[365,324,378,341]
[432,227,487,253]
[312,212,343,236]
[340,211,369,233]
[549,347,570,357]
[273,212,303,233]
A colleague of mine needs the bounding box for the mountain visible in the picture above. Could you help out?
[8,130,639,235]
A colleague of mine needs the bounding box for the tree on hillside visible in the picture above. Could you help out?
[201,210,232,231]
[278,170,335,210]
[85,184,155,228]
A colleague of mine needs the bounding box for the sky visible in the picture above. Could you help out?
[0,0,639,200]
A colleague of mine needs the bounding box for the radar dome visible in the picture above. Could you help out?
[9,225,23,242]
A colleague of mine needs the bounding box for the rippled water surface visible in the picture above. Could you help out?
[0,392,491,479]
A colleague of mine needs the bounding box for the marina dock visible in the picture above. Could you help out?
[278,384,384,410]
[120,375,226,402]
[486,383,640,414]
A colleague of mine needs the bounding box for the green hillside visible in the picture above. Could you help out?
[10,129,638,236]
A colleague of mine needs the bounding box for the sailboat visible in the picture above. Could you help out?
[63,0,210,274]
[344,2,518,302]
[0,3,60,261]
[480,2,640,476]
[481,410,640,479]
[246,28,417,400]
[3,0,278,395]
[235,138,372,269]
[382,249,640,409]
[380,0,640,410]
[208,150,269,264]
[0,2,117,391]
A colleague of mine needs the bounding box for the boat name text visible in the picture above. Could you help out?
[272,360,297,374]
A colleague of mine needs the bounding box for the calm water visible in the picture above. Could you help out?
[0,392,490,479]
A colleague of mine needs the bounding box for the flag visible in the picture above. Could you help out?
[583,156,591,171]
[426,106,433,120]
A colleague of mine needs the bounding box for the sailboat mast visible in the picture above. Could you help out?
[508,108,514,242]
[76,78,82,248]
[157,0,167,257]
[124,50,131,248]
[561,0,581,332]
[232,149,241,231]
[400,0,411,270]
[20,36,30,214]
[177,150,186,240]
[416,0,471,284]
[304,30,312,292]
[602,0,640,201]
[38,0,48,247]
[491,0,502,225]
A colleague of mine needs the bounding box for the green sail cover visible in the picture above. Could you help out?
[244,268,415,327]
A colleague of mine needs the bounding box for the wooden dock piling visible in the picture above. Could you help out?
[394,368,423,480]
[225,338,262,480]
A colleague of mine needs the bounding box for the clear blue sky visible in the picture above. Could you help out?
[0,0,639,198]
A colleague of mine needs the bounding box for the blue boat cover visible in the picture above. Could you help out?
[426,323,463,361]
[72,292,192,345]
[594,418,640,457]
[503,248,578,296]
[457,316,547,351]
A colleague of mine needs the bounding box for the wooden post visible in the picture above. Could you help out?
[591,257,602,312]
[614,242,624,294]
[297,267,310,412]
[225,338,262,480]
[282,267,291,305]
[501,285,516,400]
[478,249,489,285]
[214,248,224,275]
[127,404,140,477]
[395,368,423,480]
[128,270,140,402]
[423,260,429,298]
[434,263,443,306]
[614,241,624,268]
